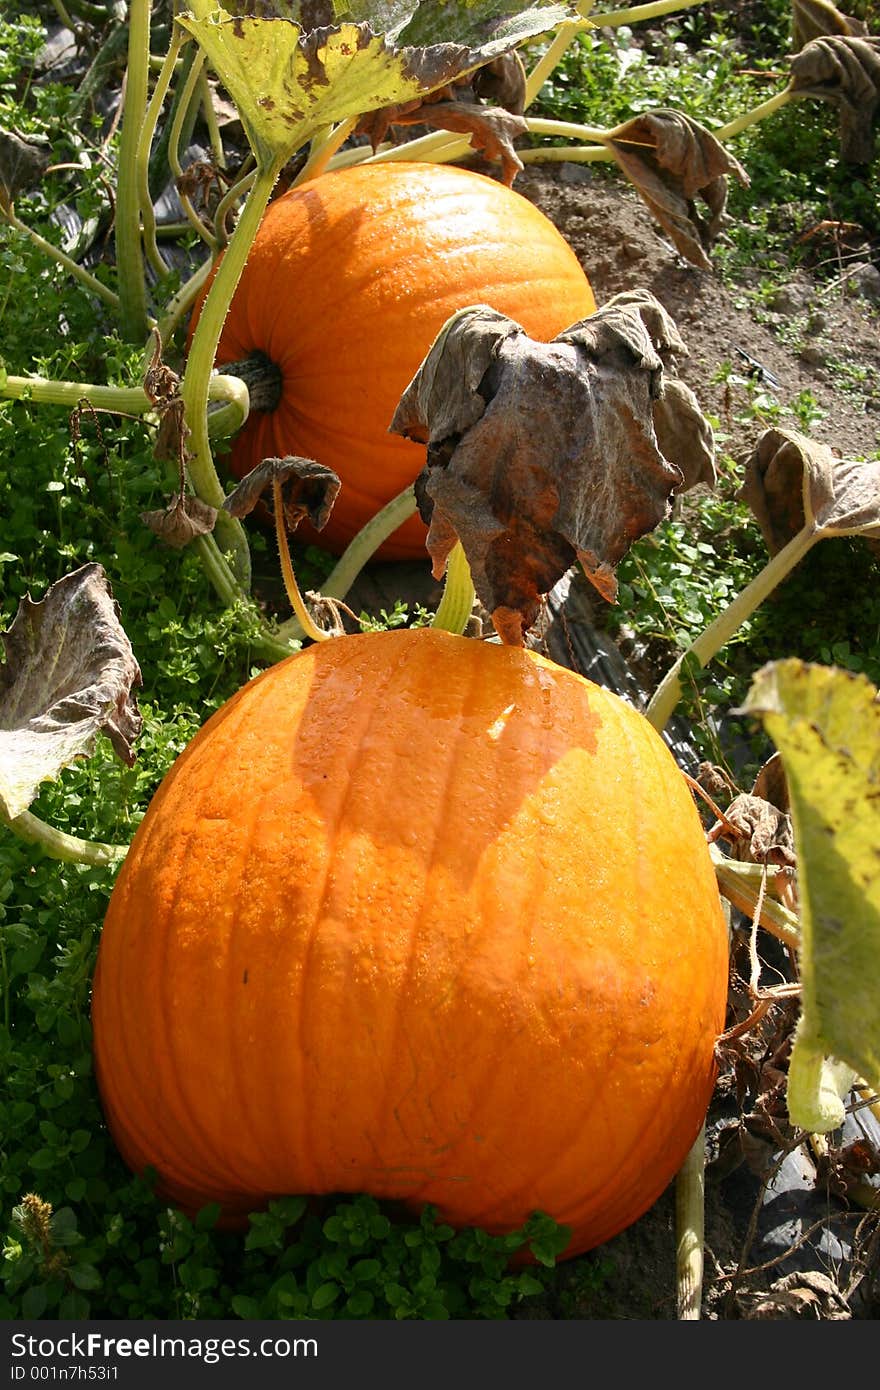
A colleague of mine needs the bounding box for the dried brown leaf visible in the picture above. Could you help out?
[141,494,218,548]
[472,51,527,113]
[600,291,713,487]
[396,100,527,184]
[738,1271,852,1320]
[152,399,190,468]
[355,49,527,183]
[142,331,189,471]
[223,455,341,533]
[391,301,687,644]
[792,0,869,52]
[751,750,790,816]
[723,792,797,868]
[0,565,142,820]
[605,109,750,269]
[0,127,50,211]
[790,35,880,163]
[738,426,880,553]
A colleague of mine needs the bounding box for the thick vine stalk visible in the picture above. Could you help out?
[0,372,250,440]
[114,0,151,341]
[675,1122,707,1320]
[180,157,288,589]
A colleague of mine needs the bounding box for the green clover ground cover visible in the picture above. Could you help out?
[2,0,879,1321]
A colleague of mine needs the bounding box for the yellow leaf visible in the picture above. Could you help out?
[177,1,572,167]
[742,659,880,1129]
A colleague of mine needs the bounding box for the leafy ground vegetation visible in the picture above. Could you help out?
[1,0,879,1321]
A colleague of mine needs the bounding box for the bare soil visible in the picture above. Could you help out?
[517,162,880,464]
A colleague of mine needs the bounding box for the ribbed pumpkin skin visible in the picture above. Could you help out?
[92,630,727,1258]
[193,162,597,560]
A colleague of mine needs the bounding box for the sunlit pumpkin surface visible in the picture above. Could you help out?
[92,629,728,1258]
[191,162,597,559]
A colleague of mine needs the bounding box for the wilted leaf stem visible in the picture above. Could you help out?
[0,808,128,867]
[645,525,817,732]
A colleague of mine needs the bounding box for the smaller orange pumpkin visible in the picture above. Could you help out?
[92,628,728,1257]
[189,161,597,560]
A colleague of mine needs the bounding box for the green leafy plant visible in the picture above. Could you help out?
[2,0,880,1326]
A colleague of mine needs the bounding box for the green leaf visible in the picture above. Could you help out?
[741,659,880,1129]
[28,1147,57,1171]
[345,1288,375,1315]
[21,1284,47,1319]
[58,1291,90,1319]
[267,1194,307,1226]
[67,1262,101,1291]
[232,1294,262,1318]
[311,1280,341,1309]
[176,0,570,167]
[194,1202,222,1231]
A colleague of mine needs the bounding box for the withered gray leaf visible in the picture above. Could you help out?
[142,494,218,548]
[738,426,880,553]
[0,127,51,210]
[223,455,341,533]
[391,302,684,645]
[790,35,880,163]
[600,291,713,491]
[653,377,716,492]
[605,109,750,270]
[602,288,689,364]
[0,565,142,821]
[751,750,791,816]
[792,0,868,51]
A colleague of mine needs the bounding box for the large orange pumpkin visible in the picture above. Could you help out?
[190,162,596,560]
[92,629,728,1258]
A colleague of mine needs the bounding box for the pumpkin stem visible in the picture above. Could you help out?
[431,541,476,637]
[181,155,287,590]
[294,116,360,187]
[714,86,796,140]
[114,0,152,342]
[219,352,284,415]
